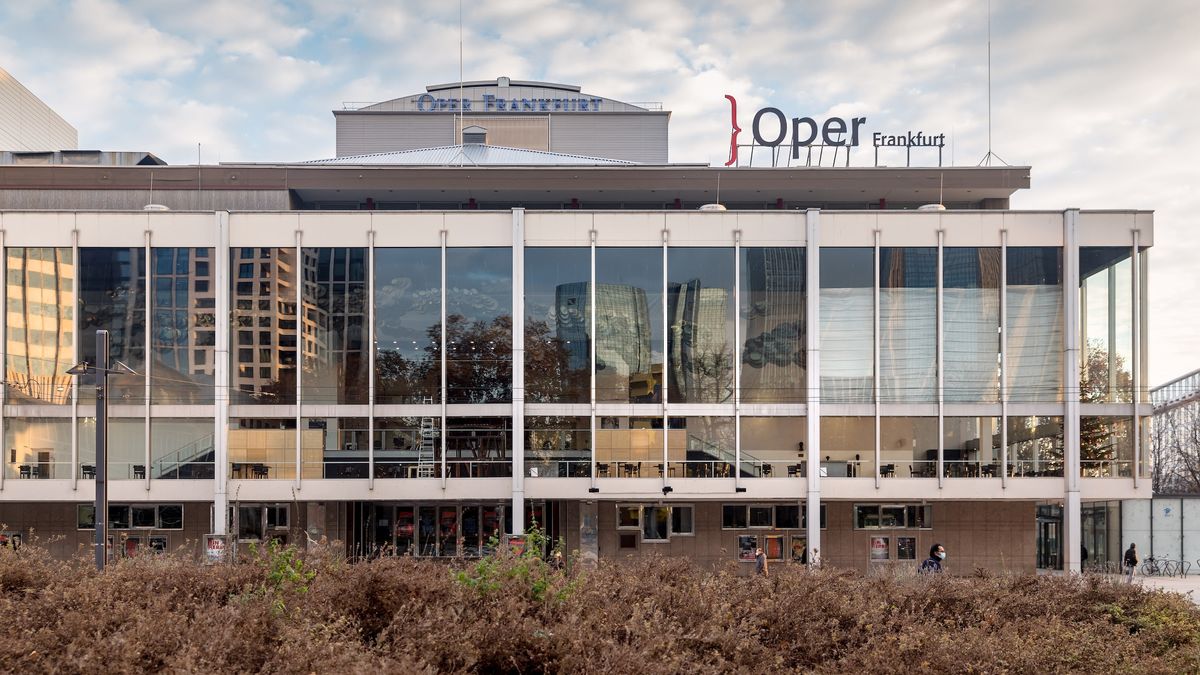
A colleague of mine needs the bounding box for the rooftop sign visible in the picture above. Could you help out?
[416,93,605,112]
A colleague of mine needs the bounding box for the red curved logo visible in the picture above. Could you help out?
[725,94,741,166]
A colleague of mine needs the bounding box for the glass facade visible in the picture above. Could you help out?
[151,418,214,479]
[447,417,512,477]
[1080,416,1133,477]
[375,248,440,404]
[943,417,1000,478]
[524,248,590,403]
[740,248,805,402]
[819,416,874,477]
[1007,248,1063,402]
[819,248,873,403]
[301,248,368,404]
[880,417,937,478]
[667,248,734,403]
[151,248,215,404]
[5,417,72,479]
[5,248,74,404]
[739,417,806,478]
[230,248,298,404]
[372,417,427,478]
[79,248,145,402]
[595,248,662,403]
[1007,416,1064,477]
[79,417,145,480]
[1079,247,1133,403]
[445,249,512,404]
[944,248,1000,402]
[879,248,936,403]
[526,416,590,477]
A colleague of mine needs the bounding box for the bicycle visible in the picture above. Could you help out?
[1141,556,1165,577]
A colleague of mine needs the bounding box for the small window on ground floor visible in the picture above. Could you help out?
[642,506,670,542]
[749,505,774,528]
[776,504,800,529]
[671,505,694,535]
[617,504,641,530]
[131,505,157,529]
[723,504,748,529]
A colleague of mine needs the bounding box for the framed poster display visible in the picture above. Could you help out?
[869,535,890,562]
[897,536,917,561]
[790,535,807,563]
[738,535,758,562]
[764,535,785,560]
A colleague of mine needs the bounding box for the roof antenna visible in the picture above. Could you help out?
[978,0,1009,166]
[448,0,468,167]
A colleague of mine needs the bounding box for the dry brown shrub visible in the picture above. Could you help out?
[0,543,1196,674]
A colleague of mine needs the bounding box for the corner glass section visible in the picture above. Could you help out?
[1079,247,1133,403]
[1007,415,1064,477]
[739,247,805,403]
[1081,416,1132,477]
[819,248,873,403]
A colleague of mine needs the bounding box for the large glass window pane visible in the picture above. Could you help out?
[303,417,369,478]
[301,248,368,404]
[227,418,299,479]
[1080,248,1133,403]
[596,416,667,477]
[525,248,590,403]
[373,417,434,479]
[880,417,937,478]
[447,417,512,477]
[879,248,936,402]
[230,248,297,404]
[151,419,214,479]
[667,248,734,403]
[670,416,734,478]
[1006,248,1063,402]
[80,248,145,402]
[150,248,215,403]
[5,248,74,404]
[819,249,873,403]
[819,416,874,477]
[1007,415,1064,477]
[943,417,1000,478]
[78,417,144,480]
[740,417,806,479]
[375,248,440,404]
[944,248,1000,402]
[446,249,512,403]
[5,418,71,479]
[1081,416,1133,477]
[595,248,663,403]
[740,247,805,402]
[526,416,591,477]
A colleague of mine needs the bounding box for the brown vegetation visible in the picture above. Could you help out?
[0,541,1197,674]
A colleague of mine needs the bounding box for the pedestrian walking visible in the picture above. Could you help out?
[919,543,946,574]
[755,547,768,577]
[1123,543,1138,583]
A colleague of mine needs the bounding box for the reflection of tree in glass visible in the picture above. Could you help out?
[441,314,512,404]
[1080,346,1133,473]
[525,319,588,403]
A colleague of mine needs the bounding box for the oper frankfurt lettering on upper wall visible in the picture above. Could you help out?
[723,94,944,166]
[416,93,604,112]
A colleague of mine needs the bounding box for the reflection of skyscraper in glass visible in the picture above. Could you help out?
[668,280,730,402]
[556,282,651,385]
[741,248,805,400]
[5,248,75,404]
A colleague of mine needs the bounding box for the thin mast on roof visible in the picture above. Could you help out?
[447,0,469,168]
[978,0,1009,166]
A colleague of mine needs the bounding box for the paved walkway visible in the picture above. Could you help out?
[1041,570,1200,604]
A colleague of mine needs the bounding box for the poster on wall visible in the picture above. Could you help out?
[897,537,917,560]
[765,535,785,560]
[738,535,758,561]
[790,535,807,563]
[870,536,890,562]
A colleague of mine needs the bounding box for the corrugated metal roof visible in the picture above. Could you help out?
[301,144,639,166]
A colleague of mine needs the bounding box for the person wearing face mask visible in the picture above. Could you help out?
[919,543,946,574]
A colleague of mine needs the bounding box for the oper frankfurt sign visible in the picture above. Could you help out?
[723,94,944,166]
[416,93,603,112]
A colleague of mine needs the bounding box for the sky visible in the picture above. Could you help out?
[1,0,1197,385]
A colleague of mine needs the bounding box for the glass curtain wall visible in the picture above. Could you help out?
[596,417,662,477]
[150,418,214,479]
[375,248,440,403]
[524,248,590,403]
[300,248,368,404]
[819,249,873,402]
[5,248,75,405]
[943,417,1000,478]
[228,418,301,479]
[739,247,805,402]
[880,417,937,477]
[944,248,1000,402]
[739,417,806,478]
[670,416,734,478]
[447,417,512,477]
[445,249,512,403]
[878,248,936,403]
[1007,415,1064,477]
[1007,248,1063,402]
[1079,248,1133,403]
[595,248,662,403]
[230,248,298,404]
[1080,416,1133,477]
[304,417,369,478]
[79,417,145,480]
[819,416,874,477]
[5,418,72,479]
[667,248,734,403]
[79,248,145,402]
[150,248,215,404]
[372,417,425,478]
[525,416,590,477]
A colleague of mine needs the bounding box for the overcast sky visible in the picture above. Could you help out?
[1,0,1197,384]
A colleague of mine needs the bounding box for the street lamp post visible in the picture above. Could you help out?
[68,330,134,572]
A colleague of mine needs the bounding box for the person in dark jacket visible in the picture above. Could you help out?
[919,543,946,574]
[1123,543,1138,583]
[755,547,768,577]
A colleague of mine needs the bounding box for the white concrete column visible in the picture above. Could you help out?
[294,230,303,490]
[733,229,742,488]
[511,208,526,534]
[1131,229,1141,486]
[1000,230,1008,488]
[873,229,881,488]
[1063,209,1082,573]
[936,228,944,486]
[805,209,821,562]
[143,229,152,491]
[440,228,448,490]
[367,227,376,490]
[0,227,6,492]
[71,226,80,491]
[213,211,231,535]
[589,229,598,491]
